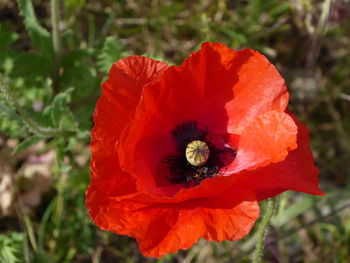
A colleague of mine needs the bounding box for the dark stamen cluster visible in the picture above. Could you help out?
[165,121,236,185]
[171,121,207,152]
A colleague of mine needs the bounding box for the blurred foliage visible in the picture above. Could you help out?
[0,0,349,262]
[0,232,25,263]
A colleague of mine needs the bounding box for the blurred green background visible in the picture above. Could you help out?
[0,0,349,262]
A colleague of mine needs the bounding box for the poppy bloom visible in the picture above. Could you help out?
[86,42,323,257]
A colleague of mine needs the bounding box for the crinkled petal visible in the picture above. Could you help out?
[92,55,169,147]
[226,110,297,174]
[93,188,259,258]
[224,47,289,134]
[231,114,323,200]
[87,56,169,219]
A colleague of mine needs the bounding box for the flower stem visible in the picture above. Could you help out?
[252,198,276,263]
[0,81,74,138]
[51,0,61,94]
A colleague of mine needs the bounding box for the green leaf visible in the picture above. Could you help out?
[0,101,23,124]
[12,136,42,155]
[31,250,53,263]
[50,88,74,127]
[12,53,51,78]
[0,98,28,137]
[42,87,76,130]
[272,196,322,228]
[17,0,54,60]
[0,23,19,49]
[55,137,71,172]
[97,36,128,73]
[270,2,291,17]
[0,24,19,74]
[60,49,98,103]
[0,233,24,263]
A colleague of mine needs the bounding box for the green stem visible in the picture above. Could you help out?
[51,0,61,94]
[252,198,276,263]
[0,81,75,138]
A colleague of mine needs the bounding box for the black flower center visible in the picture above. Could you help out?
[165,121,236,186]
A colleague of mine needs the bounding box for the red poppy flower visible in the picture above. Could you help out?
[86,42,323,257]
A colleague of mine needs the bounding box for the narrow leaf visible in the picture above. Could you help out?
[97,36,128,73]
[17,0,54,60]
[11,136,42,155]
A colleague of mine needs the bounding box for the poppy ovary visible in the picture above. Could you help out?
[185,140,210,166]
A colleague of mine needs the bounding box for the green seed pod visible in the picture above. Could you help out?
[185,140,210,166]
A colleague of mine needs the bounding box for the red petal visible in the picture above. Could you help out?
[92,55,169,147]
[91,188,259,258]
[117,43,289,196]
[87,56,169,221]
[226,111,298,174]
[231,114,323,200]
[224,47,289,134]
